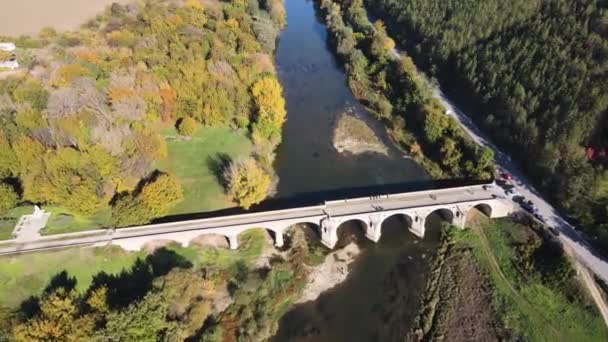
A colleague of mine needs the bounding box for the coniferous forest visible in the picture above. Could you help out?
[365,0,608,250]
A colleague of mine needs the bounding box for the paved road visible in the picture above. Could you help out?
[389,47,608,282]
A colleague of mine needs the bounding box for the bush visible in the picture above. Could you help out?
[223,158,271,209]
[111,195,153,227]
[111,172,183,227]
[0,184,18,214]
[176,117,197,136]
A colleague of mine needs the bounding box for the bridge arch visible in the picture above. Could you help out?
[426,208,455,223]
[284,221,322,238]
[236,227,278,249]
[472,203,493,217]
[380,213,414,232]
[189,233,230,249]
[333,218,368,248]
[281,221,323,251]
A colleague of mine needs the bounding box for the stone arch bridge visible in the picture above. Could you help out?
[0,184,514,255]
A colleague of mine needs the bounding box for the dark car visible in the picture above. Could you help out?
[512,195,525,204]
[548,227,560,236]
[521,203,535,213]
[534,213,545,223]
[501,172,513,181]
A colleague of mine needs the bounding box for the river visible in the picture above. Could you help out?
[272,0,430,198]
[271,0,440,340]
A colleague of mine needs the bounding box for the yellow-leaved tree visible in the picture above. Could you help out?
[223,158,271,209]
[251,76,286,146]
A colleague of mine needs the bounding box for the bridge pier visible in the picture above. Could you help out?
[366,214,384,242]
[227,235,238,250]
[320,218,337,249]
[453,207,467,228]
[274,231,284,248]
[409,215,426,238]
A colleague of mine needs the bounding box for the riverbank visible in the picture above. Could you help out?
[409,225,506,341]
[314,0,495,181]
[297,242,360,303]
[412,211,608,341]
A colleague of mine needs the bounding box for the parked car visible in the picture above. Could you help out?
[505,188,515,196]
[548,226,560,236]
[501,172,513,181]
[521,203,535,213]
[512,195,525,204]
[534,213,545,223]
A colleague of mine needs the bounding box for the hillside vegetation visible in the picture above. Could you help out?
[0,0,286,229]
[413,214,608,341]
[365,0,608,250]
[0,228,327,342]
[315,0,495,180]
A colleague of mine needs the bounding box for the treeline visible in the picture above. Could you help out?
[315,0,494,180]
[0,0,287,226]
[365,0,608,249]
[0,229,320,341]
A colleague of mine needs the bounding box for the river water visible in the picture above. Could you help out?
[272,0,440,341]
[272,0,430,198]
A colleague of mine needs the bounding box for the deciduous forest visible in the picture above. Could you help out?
[0,0,287,227]
[365,0,608,250]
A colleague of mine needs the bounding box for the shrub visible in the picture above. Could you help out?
[223,158,271,209]
[111,173,183,227]
[0,183,18,214]
[176,117,197,136]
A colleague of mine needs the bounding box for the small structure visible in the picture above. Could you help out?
[0,60,19,70]
[0,42,19,70]
[12,205,50,241]
[0,42,16,52]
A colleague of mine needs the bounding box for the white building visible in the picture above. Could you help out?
[0,42,19,70]
[0,60,19,70]
[0,42,16,52]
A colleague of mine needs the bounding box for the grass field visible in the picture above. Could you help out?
[0,230,267,308]
[0,206,33,240]
[42,206,112,235]
[156,126,253,216]
[455,215,608,341]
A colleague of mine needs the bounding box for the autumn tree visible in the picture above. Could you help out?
[12,289,94,342]
[0,183,18,214]
[176,117,197,136]
[112,172,183,227]
[251,76,286,146]
[140,173,184,217]
[423,105,448,143]
[440,138,462,175]
[223,158,271,209]
[13,79,49,111]
[0,133,18,178]
[98,291,177,341]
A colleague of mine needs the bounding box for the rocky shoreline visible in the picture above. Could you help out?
[297,242,360,303]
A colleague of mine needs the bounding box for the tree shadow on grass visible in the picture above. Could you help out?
[88,247,192,309]
[18,247,193,318]
[206,153,232,189]
[19,271,78,319]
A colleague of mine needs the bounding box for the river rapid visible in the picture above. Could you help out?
[271,0,441,341]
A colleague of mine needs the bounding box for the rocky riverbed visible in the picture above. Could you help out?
[333,112,388,156]
[297,242,360,303]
